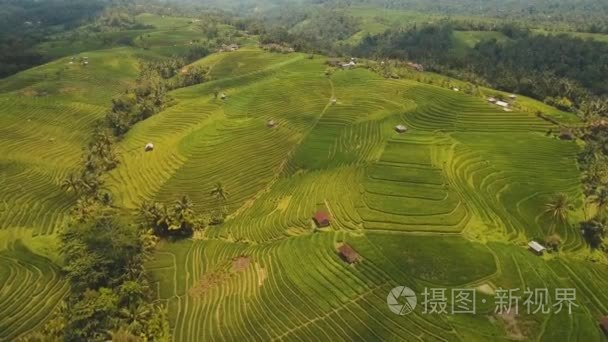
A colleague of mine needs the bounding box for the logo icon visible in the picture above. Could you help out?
[387,286,417,315]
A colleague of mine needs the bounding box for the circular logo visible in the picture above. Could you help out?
[387,286,417,315]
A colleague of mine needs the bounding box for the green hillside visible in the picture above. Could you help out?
[134,50,596,340]
[0,13,606,342]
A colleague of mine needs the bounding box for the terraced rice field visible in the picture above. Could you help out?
[0,46,166,339]
[0,240,67,340]
[1,22,605,340]
[104,49,601,340]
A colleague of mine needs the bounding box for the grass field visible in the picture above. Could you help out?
[0,14,606,341]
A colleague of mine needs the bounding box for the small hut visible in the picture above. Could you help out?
[145,143,154,152]
[495,100,509,108]
[528,241,546,256]
[313,211,330,228]
[220,93,227,100]
[559,128,575,140]
[337,244,360,264]
[509,94,517,100]
[395,124,408,133]
[342,61,356,69]
[267,120,277,128]
[406,62,424,72]
[487,97,497,103]
[600,316,608,336]
[331,97,337,104]
[453,87,460,92]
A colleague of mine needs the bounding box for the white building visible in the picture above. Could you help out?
[394,124,408,133]
[528,241,546,255]
[495,100,509,108]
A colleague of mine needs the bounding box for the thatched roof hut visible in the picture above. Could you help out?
[267,120,277,128]
[559,128,575,140]
[145,143,154,152]
[337,244,360,264]
[313,211,330,228]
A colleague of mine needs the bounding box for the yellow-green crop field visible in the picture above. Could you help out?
[0,14,606,342]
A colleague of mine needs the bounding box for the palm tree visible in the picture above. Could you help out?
[544,193,574,227]
[109,326,140,342]
[170,196,194,233]
[545,192,574,228]
[173,195,194,221]
[139,201,170,235]
[589,189,608,219]
[61,173,82,195]
[210,182,228,223]
[210,182,228,202]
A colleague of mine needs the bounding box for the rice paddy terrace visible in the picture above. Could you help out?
[1,15,607,341]
[0,46,165,339]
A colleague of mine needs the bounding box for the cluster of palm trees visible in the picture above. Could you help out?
[139,195,199,237]
[138,182,229,236]
[582,189,608,248]
[544,191,607,250]
[61,129,119,207]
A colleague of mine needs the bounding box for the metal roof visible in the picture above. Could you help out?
[528,241,546,252]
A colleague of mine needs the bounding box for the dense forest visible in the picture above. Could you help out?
[317,0,608,32]
[352,24,608,108]
[192,0,608,32]
[0,0,109,77]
